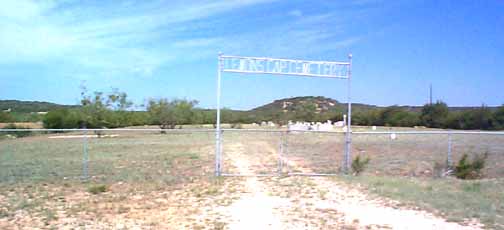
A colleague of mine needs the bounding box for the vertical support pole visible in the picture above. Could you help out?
[215,53,223,176]
[344,54,353,173]
[82,128,89,180]
[286,131,292,174]
[447,132,453,168]
[278,131,284,175]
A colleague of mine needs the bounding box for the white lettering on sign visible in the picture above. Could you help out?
[221,55,349,78]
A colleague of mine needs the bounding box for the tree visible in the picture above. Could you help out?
[494,105,504,130]
[460,105,494,130]
[200,110,216,125]
[443,112,462,129]
[420,101,449,128]
[147,98,198,129]
[220,108,234,124]
[473,105,494,130]
[106,88,133,111]
[352,110,381,126]
[79,87,109,128]
[376,106,420,127]
[0,112,14,123]
[79,86,133,128]
[294,102,317,121]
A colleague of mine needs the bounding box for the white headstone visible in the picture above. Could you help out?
[334,121,345,127]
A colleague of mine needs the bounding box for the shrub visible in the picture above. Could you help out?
[43,109,84,129]
[455,153,488,179]
[87,184,108,195]
[351,155,370,176]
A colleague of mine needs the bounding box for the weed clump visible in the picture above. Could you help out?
[455,153,488,180]
[230,123,243,129]
[433,161,451,178]
[87,184,108,194]
[351,155,370,176]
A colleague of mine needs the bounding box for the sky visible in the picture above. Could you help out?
[0,0,503,110]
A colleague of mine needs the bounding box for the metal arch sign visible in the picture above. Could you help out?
[220,55,350,78]
[215,53,353,176]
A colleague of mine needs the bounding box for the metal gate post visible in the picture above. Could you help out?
[344,54,353,173]
[215,53,223,176]
[82,129,89,180]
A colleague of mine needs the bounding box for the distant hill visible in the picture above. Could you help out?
[0,100,79,113]
[251,96,376,115]
[0,97,499,115]
[250,96,499,114]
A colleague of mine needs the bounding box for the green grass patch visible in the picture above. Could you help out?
[87,184,107,195]
[337,175,504,229]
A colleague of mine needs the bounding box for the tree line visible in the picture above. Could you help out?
[352,101,504,130]
[42,88,212,129]
[2,87,502,131]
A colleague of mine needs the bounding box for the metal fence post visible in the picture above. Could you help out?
[220,129,224,175]
[447,132,453,168]
[215,53,223,176]
[82,129,89,180]
[278,131,284,175]
[344,53,353,173]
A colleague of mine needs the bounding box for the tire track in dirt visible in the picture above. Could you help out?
[217,143,288,229]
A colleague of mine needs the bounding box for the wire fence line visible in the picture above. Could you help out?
[1,128,503,183]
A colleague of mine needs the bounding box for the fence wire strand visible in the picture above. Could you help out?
[1,129,503,181]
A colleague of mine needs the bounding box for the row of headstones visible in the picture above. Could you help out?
[250,121,277,127]
[287,120,346,131]
[250,119,351,131]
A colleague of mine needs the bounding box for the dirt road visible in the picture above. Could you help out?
[0,140,484,229]
[211,142,482,230]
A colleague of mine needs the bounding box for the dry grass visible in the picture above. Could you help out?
[336,175,504,229]
[0,131,220,228]
[0,126,503,228]
[0,122,43,129]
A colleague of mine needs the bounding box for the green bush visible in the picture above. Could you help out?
[87,184,108,195]
[455,153,488,179]
[43,109,85,129]
[351,155,370,176]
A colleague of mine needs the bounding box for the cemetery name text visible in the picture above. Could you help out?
[220,56,350,78]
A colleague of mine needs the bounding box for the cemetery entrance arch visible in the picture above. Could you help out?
[215,54,353,176]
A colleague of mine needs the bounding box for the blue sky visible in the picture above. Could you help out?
[0,0,503,110]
